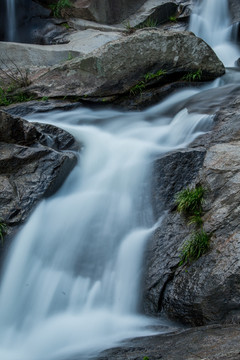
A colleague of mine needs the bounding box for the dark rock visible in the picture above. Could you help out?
[143,95,240,326]
[60,0,147,25]
[229,0,240,24]
[0,110,79,243]
[152,148,206,219]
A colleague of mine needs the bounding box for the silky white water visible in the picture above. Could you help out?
[0,1,240,359]
[5,0,16,42]
[190,0,240,67]
[0,91,213,360]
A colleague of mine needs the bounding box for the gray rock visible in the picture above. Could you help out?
[59,0,147,25]
[28,29,225,99]
[95,324,240,360]
[143,95,240,326]
[229,0,240,24]
[0,110,79,244]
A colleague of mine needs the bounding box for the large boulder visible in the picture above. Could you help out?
[28,29,225,99]
[0,110,79,245]
[143,95,240,326]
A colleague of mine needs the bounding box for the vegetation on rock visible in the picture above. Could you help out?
[179,229,210,266]
[50,0,72,18]
[182,69,203,82]
[130,69,166,95]
[176,185,211,265]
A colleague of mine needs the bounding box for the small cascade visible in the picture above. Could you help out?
[189,0,240,67]
[5,0,16,42]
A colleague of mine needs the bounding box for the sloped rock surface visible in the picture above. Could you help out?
[0,110,79,241]
[29,29,225,99]
[144,95,240,326]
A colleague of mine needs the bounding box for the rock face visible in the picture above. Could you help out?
[144,95,240,326]
[0,0,67,44]
[0,110,79,245]
[29,29,225,99]
[229,0,240,24]
[59,0,147,24]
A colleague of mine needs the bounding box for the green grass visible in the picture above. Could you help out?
[176,185,205,217]
[182,69,202,82]
[130,69,166,96]
[169,15,177,22]
[50,0,72,18]
[179,229,211,266]
[144,69,166,82]
[0,221,7,245]
[0,87,34,106]
[130,81,146,95]
[136,17,158,29]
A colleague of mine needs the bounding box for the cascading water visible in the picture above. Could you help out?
[0,1,240,360]
[189,0,240,66]
[0,91,213,360]
[5,0,16,42]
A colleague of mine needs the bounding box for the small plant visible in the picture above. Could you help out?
[41,96,49,101]
[144,69,166,81]
[0,56,30,88]
[50,0,72,18]
[129,69,166,96]
[0,87,33,106]
[130,81,146,95]
[67,52,74,61]
[179,229,211,266]
[176,185,205,217]
[61,22,70,29]
[182,69,202,82]
[169,15,177,22]
[0,220,7,245]
[143,357,150,360]
[136,17,158,29]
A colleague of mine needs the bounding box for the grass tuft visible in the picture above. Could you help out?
[176,185,205,217]
[179,229,211,266]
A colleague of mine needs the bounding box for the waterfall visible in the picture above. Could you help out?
[5,0,16,42]
[0,92,213,360]
[189,0,240,67]
[0,1,239,360]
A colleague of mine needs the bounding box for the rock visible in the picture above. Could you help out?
[122,0,178,28]
[229,0,240,24]
[60,0,147,24]
[0,29,122,68]
[0,110,79,245]
[28,29,225,99]
[95,324,240,360]
[152,148,206,218]
[0,0,67,44]
[143,95,240,326]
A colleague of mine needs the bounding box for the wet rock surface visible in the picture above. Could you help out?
[95,324,240,360]
[0,110,79,248]
[144,95,240,326]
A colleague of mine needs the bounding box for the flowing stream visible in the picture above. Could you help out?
[0,1,239,359]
